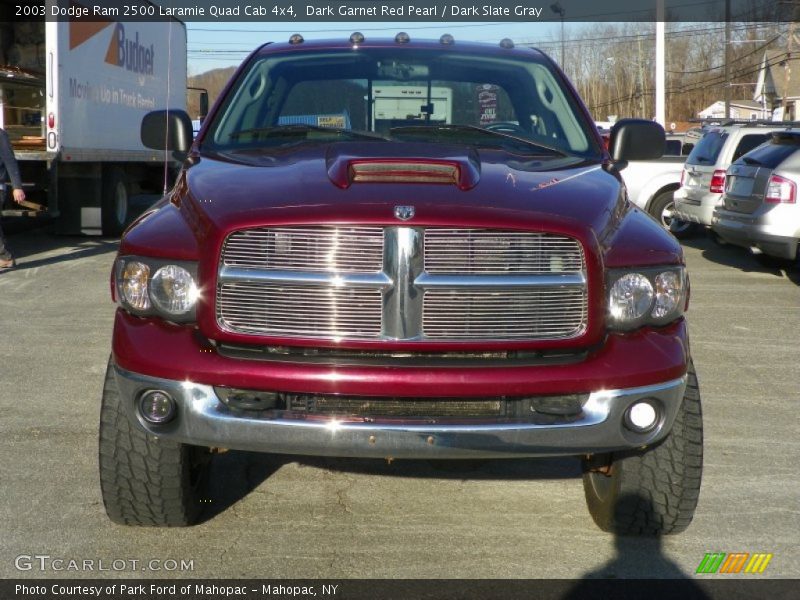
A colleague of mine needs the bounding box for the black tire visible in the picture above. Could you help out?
[649,191,694,238]
[101,168,129,236]
[98,359,210,526]
[581,362,703,535]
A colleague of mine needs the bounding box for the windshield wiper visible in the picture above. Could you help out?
[389,124,568,156]
[229,124,387,141]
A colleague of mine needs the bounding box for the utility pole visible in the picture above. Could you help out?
[637,36,647,117]
[782,21,797,121]
[550,2,566,67]
[655,0,665,126]
[724,0,731,119]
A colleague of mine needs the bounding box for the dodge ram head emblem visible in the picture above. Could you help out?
[394,205,415,220]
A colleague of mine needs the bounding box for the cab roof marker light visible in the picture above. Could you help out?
[500,38,515,49]
[395,32,410,44]
[440,34,455,45]
[288,34,304,45]
[350,32,365,44]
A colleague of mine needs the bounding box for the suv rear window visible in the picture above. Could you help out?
[686,130,726,165]
[732,133,771,161]
[735,139,800,169]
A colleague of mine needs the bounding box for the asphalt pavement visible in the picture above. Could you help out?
[1,228,798,581]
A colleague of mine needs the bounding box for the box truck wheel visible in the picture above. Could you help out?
[102,168,129,236]
[581,362,703,535]
[98,358,211,526]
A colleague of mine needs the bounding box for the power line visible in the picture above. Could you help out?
[586,53,789,112]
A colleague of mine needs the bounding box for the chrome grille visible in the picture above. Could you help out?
[223,226,384,272]
[425,229,583,274]
[423,289,587,339]
[217,226,588,341]
[218,283,383,338]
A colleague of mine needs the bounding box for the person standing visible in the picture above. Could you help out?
[0,127,26,271]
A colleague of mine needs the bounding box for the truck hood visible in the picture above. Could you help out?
[123,141,681,270]
[181,142,618,236]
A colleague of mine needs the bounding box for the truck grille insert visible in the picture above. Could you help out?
[223,226,384,273]
[424,229,583,274]
[423,289,586,339]
[217,226,587,341]
[218,283,383,338]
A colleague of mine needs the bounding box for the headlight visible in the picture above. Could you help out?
[607,266,686,330]
[609,273,653,322]
[653,271,682,318]
[116,257,199,322]
[151,265,199,315]
[120,261,151,311]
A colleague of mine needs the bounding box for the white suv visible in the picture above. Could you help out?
[673,122,797,230]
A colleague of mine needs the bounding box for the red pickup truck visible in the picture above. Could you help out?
[99,34,702,535]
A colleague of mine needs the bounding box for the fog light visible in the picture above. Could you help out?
[139,390,176,424]
[624,400,659,433]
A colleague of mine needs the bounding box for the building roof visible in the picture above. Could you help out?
[697,100,769,117]
[754,50,800,102]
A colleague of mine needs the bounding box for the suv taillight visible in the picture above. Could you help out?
[765,175,796,204]
[710,170,726,194]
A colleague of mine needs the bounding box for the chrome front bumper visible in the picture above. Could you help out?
[114,365,688,459]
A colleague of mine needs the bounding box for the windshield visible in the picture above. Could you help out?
[203,46,598,158]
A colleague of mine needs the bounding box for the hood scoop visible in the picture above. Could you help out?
[326,143,481,190]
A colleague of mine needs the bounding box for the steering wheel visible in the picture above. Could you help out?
[484,122,528,135]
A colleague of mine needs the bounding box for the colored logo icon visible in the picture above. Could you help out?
[696,552,773,574]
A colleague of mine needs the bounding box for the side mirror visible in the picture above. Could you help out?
[609,119,665,161]
[199,91,209,125]
[141,110,193,152]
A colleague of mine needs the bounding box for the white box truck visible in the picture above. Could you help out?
[0,2,187,234]
[372,85,452,133]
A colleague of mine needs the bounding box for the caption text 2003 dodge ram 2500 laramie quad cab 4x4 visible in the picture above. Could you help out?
[100,34,702,535]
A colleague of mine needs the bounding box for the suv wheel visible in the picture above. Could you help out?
[650,191,694,238]
[581,362,703,535]
[98,359,211,526]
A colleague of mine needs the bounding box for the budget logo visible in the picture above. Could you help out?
[696,552,773,574]
[104,23,155,75]
[68,22,154,77]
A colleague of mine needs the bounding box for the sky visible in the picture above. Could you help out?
[185,21,573,75]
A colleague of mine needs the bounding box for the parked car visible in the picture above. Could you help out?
[620,152,688,234]
[100,34,702,535]
[712,130,800,264]
[673,121,799,234]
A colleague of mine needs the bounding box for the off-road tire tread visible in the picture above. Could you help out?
[98,359,205,526]
[583,363,703,535]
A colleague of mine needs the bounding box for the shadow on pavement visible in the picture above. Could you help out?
[681,231,799,285]
[562,493,711,597]
[3,229,118,271]
[197,451,581,523]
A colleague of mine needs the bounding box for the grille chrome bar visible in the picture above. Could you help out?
[415,273,585,289]
[217,226,589,341]
[219,266,392,289]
